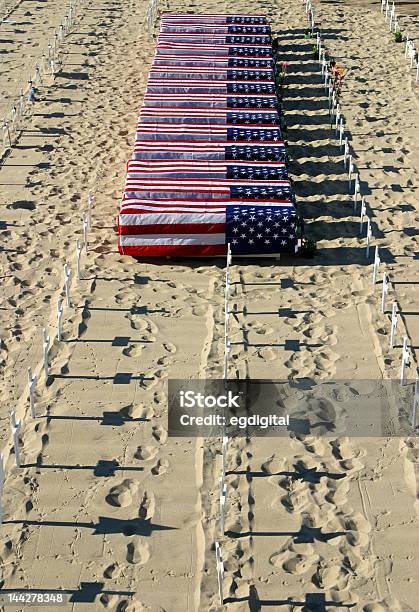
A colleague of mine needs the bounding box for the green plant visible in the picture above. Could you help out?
[312,44,319,58]
[300,239,317,258]
[394,31,403,43]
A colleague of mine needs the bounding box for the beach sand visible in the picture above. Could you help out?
[0,0,418,610]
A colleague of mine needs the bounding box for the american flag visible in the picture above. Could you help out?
[226,205,297,254]
[119,199,296,257]
[160,14,267,24]
[143,94,278,109]
[126,159,288,180]
[160,26,271,34]
[118,13,299,258]
[139,109,280,125]
[132,141,288,163]
[155,44,273,57]
[135,125,283,142]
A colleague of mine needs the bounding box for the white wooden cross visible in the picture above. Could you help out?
[57,298,64,341]
[338,118,344,147]
[87,191,95,229]
[389,1,395,30]
[11,412,21,468]
[335,104,341,132]
[389,302,398,349]
[220,479,227,535]
[28,367,37,417]
[343,138,349,166]
[76,239,81,281]
[224,308,230,354]
[222,435,228,477]
[0,452,4,524]
[42,327,50,380]
[381,271,389,313]
[83,212,88,252]
[348,156,354,189]
[405,35,410,58]
[353,173,360,210]
[215,542,224,605]
[64,264,72,307]
[372,246,380,284]
[360,197,366,234]
[412,379,418,428]
[223,340,230,380]
[366,217,372,258]
[400,336,410,385]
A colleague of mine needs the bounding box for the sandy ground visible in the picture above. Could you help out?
[0,0,77,117]
[0,0,418,610]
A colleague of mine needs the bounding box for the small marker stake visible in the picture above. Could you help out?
[11,412,21,468]
[28,367,37,418]
[389,302,398,349]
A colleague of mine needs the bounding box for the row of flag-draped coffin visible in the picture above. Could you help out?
[118,13,299,257]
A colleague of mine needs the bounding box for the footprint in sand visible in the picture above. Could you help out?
[106,479,137,508]
[103,563,121,579]
[330,437,366,461]
[152,425,167,444]
[120,403,154,420]
[257,347,276,361]
[163,342,176,354]
[122,344,143,358]
[126,538,150,565]
[191,305,207,316]
[261,454,286,475]
[156,355,170,366]
[138,491,155,519]
[130,318,158,334]
[281,484,312,514]
[134,446,159,462]
[313,564,349,590]
[362,598,407,612]
[151,459,169,476]
[270,543,318,573]
[295,435,328,456]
